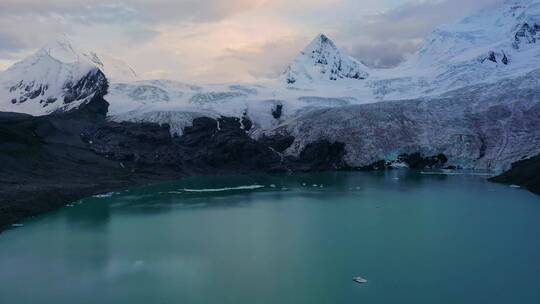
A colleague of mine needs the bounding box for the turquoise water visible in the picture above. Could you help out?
[1,171,540,304]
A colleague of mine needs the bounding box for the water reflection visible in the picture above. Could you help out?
[73,170,498,216]
[0,171,539,304]
[65,199,111,230]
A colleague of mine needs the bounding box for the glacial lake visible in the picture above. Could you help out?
[1,171,540,304]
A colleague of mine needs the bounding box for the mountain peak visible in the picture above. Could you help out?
[302,33,338,56]
[312,33,335,47]
[37,36,82,64]
[0,38,112,115]
[283,33,369,85]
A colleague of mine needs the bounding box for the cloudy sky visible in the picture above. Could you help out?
[0,0,502,83]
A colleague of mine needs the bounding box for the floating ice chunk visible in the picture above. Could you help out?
[168,191,184,194]
[390,161,409,169]
[93,192,115,198]
[420,171,493,176]
[353,276,368,284]
[181,185,265,193]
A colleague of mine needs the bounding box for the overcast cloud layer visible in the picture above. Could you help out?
[0,0,502,83]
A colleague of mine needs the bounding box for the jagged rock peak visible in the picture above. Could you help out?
[283,33,369,85]
[305,33,338,51]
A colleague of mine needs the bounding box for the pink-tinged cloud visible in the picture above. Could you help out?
[0,0,502,82]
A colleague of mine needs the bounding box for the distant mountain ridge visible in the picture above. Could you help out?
[2,0,540,124]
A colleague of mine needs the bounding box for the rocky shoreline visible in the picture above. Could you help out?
[489,155,540,195]
[0,96,351,231]
[1,95,538,232]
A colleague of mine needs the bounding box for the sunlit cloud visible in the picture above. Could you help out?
[0,0,502,83]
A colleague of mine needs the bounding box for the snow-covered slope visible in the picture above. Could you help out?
[0,38,108,115]
[283,34,369,85]
[84,52,139,83]
[0,38,138,116]
[103,34,378,133]
[373,0,540,99]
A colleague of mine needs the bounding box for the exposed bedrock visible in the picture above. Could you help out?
[357,153,450,171]
[293,141,349,171]
[0,95,161,231]
[83,115,351,174]
[490,154,540,195]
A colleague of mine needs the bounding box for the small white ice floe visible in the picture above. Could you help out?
[93,192,115,198]
[302,183,307,186]
[270,184,276,188]
[312,184,318,187]
[510,185,521,189]
[65,204,75,207]
[353,276,368,284]
[11,223,24,228]
[181,185,264,193]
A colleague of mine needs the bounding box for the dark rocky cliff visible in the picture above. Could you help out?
[0,96,350,230]
[2,92,539,231]
[490,155,540,195]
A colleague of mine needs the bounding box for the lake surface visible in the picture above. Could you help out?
[1,171,540,304]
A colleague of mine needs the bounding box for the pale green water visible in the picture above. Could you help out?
[1,171,540,304]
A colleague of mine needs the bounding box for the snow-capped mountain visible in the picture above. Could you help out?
[377,0,540,99]
[108,0,540,133]
[0,38,107,115]
[283,34,369,85]
[2,0,540,139]
[3,1,540,117]
[0,38,139,116]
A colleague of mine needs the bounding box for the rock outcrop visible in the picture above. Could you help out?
[490,154,540,195]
